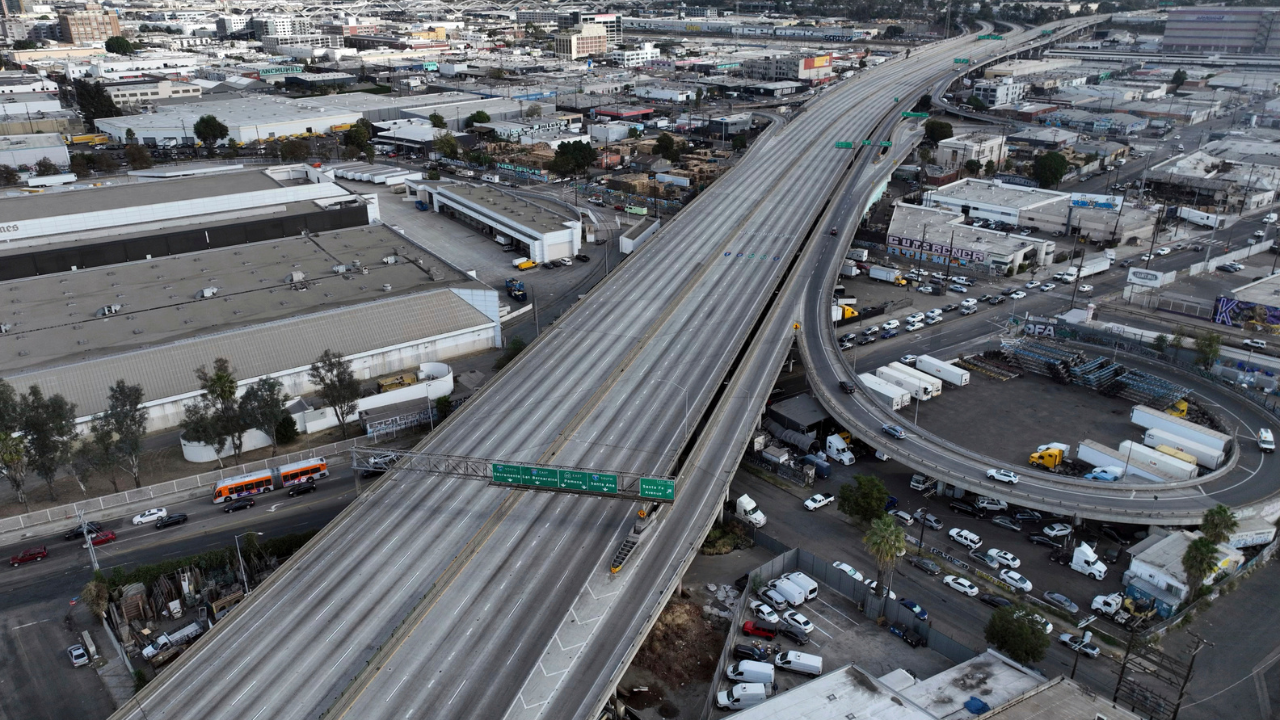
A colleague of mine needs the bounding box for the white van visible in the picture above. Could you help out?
[948,528,983,550]
[767,578,806,607]
[774,650,823,676]
[726,660,775,683]
[781,572,818,601]
[910,473,934,491]
[716,682,774,710]
[1259,428,1275,453]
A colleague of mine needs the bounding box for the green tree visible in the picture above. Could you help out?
[732,134,747,151]
[1170,328,1187,355]
[465,110,490,127]
[193,115,229,157]
[70,152,93,178]
[433,130,458,159]
[548,140,597,177]
[694,87,704,109]
[486,66,505,79]
[71,78,122,127]
[525,102,542,118]
[1194,332,1221,368]
[12,39,37,51]
[984,159,996,177]
[627,126,643,140]
[124,127,136,143]
[0,164,19,186]
[985,605,1051,664]
[345,123,370,148]
[884,25,905,38]
[653,132,684,163]
[968,95,988,111]
[435,395,453,423]
[308,350,360,439]
[0,379,28,510]
[841,474,889,523]
[494,337,527,370]
[124,144,152,170]
[94,151,117,173]
[34,157,59,176]
[82,571,110,617]
[20,385,78,501]
[179,358,242,467]
[923,119,953,144]
[964,159,982,177]
[1152,334,1169,353]
[428,112,447,129]
[279,139,309,162]
[918,147,932,165]
[239,377,290,456]
[427,169,441,180]
[1182,536,1220,595]
[1200,505,1238,546]
[105,36,134,55]
[95,380,147,489]
[863,514,905,597]
[1172,68,1188,89]
[1032,152,1070,188]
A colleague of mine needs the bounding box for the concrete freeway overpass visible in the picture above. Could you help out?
[112,18,1106,720]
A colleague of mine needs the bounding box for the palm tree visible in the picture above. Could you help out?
[1181,536,1220,597]
[1199,505,1238,546]
[864,515,906,598]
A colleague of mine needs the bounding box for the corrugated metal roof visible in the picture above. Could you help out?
[6,289,492,418]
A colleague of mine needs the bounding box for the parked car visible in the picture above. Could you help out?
[10,546,47,567]
[889,622,927,648]
[1012,509,1042,522]
[68,644,90,668]
[890,510,915,527]
[912,509,943,530]
[155,513,188,530]
[1016,610,1054,634]
[759,587,789,612]
[864,580,897,600]
[64,522,103,541]
[943,575,979,597]
[1058,633,1101,657]
[749,600,780,623]
[979,593,1012,609]
[742,621,777,639]
[224,498,256,513]
[908,555,942,575]
[899,599,928,621]
[1042,523,1072,538]
[949,500,986,519]
[733,644,770,663]
[989,549,1021,568]
[991,515,1023,532]
[1028,534,1064,549]
[83,530,116,548]
[833,561,864,582]
[1043,591,1079,614]
[782,610,815,634]
[804,493,835,511]
[948,528,982,550]
[1001,569,1033,592]
[131,508,167,526]
[777,624,810,645]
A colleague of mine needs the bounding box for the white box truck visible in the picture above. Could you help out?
[868,266,906,285]
[1118,440,1198,481]
[1143,428,1225,469]
[1130,405,1232,454]
[857,373,910,410]
[875,366,933,401]
[1078,255,1110,279]
[716,682,774,710]
[735,494,766,527]
[914,355,970,387]
[886,362,943,397]
[1178,206,1224,230]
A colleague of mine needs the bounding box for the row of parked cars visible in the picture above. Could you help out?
[723,571,825,710]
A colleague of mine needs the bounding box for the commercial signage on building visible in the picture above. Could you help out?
[1070,193,1121,210]
[803,55,832,69]
[1127,267,1176,288]
[887,234,987,262]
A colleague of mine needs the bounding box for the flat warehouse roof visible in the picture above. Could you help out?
[930,178,1065,210]
[0,170,282,222]
[0,225,474,375]
[437,183,577,234]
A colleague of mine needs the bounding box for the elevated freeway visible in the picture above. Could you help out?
[113,19,1102,720]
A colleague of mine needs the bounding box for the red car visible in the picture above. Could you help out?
[10,546,47,567]
[742,621,777,640]
[84,530,116,547]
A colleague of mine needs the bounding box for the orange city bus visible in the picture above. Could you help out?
[212,457,329,503]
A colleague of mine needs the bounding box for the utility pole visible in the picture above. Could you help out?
[76,509,99,572]
[1171,633,1211,720]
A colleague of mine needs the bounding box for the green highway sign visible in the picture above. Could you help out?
[954,58,970,64]
[977,34,1003,40]
[492,463,529,484]
[560,470,618,494]
[861,140,873,146]
[528,466,561,488]
[902,112,929,118]
[893,97,899,102]
[639,477,676,501]
[834,141,854,149]
[879,141,893,147]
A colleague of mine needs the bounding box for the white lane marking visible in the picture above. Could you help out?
[387,674,409,702]
[505,596,524,620]
[230,655,254,676]
[449,679,468,704]
[232,681,257,706]
[331,646,353,672]
[507,639,524,665]
[317,599,336,619]
[326,619,347,642]
[815,598,859,626]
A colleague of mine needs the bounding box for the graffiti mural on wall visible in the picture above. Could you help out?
[1214,296,1280,335]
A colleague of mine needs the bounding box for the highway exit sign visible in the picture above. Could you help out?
[834,141,854,149]
[861,140,873,146]
[879,141,893,147]
[639,477,676,501]
[492,463,659,501]
[954,58,970,64]
[901,112,929,118]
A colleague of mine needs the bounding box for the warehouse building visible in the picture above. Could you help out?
[407,181,582,263]
[0,132,68,168]
[0,223,500,437]
[0,165,378,277]
[1163,7,1280,55]
[887,204,1050,273]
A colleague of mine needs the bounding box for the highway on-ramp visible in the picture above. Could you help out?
[112,21,1099,720]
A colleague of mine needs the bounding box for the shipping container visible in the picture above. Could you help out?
[1077,439,1178,483]
[886,362,942,397]
[874,366,933,401]
[858,373,910,410]
[914,355,970,387]
[1118,440,1198,481]
[1142,428,1224,469]
[1130,405,1232,454]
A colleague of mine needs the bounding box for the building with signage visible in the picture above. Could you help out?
[1163,7,1280,55]
[406,181,581,264]
[886,204,1051,274]
[742,53,833,85]
[1126,529,1243,612]
[1213,272,1280,334]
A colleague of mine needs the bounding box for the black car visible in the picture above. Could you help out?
[575,254,590,262]
[777,624,809,645]
[1099,525,1129,545]
[977,294,994,302]
[991,515,1023,532]
[732,644,769,663]
[1001,287,1018,296]
[155,513,188,530]
[890,622,927,648]
[1012,509,1043,522]
[839,381,855,395]
[224,498,256,513]
[65,521,103,541]
[857,335,877,345]
[949,500,986,519]
[1028,534,1064,549]
[979,593,1012,609]
[907,555,941,575]
[988,296,1005,305]
[942,303,959,312]
[288,481,318,497]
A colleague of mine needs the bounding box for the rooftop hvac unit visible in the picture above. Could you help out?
[287,270,306,282]
[332,264,349,274]
[381,283,392,292]
[382,255,399,265]
[195,288,218,299]
[97,304,122,316]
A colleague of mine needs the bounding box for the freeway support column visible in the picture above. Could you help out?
[936,480,951,499]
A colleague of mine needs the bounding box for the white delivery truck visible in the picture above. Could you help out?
[774,651,823,676]
[875,366,934,401]
[141,622,205,659]
[716,682,774,709]
[726,660,775,683]
[1129,406,1232,454]
[825,435,855,465]
[1078,255,1110,279]
[1071,543,1107,580]
[735,494,766,527]
[1142,428,1225,469]
[858,373,910,410]
[780,571,819,600]
[887,362,943,397]
[1118,440,1198,480]
[914,355,970,386]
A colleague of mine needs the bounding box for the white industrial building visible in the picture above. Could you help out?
[887,204,1052,273]
[407,181,582,263]
[0,92,62,117]
[0,132,69,168]
[607,43,660,67]
[1125,528,1243,607]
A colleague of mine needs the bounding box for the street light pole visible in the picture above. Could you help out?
[234,532,264,593]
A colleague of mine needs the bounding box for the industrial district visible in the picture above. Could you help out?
[3,2,1280,720]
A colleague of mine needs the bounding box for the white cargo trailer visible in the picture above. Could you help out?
[914,355,970,387]
[1078,255,1110,279]
[1142,428,1225,469]
[1077,439,1182,483]
[886,362,943,397]
[875,366,934,401]
[858,373,910,410]
[1118,440,1198,481]
[1130,406,1232,454]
